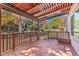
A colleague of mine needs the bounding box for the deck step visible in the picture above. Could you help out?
[58,39,71,44]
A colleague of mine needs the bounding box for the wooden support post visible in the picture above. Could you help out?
[0,7,1,55]
[12,33,15,50]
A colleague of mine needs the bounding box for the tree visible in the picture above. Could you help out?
[1,10,39,33]
[74,18,79,27]
[50,17,64,30]
[50,17,60,29]
[1,10,19,33]
[24,20,38,31]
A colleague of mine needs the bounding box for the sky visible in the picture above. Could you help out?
[75,13,79,20]
[47,15,64,23]
[47,13,79,23]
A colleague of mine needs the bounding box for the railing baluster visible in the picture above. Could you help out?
[9,35,11,49]
[29,32,31,43]
[18,34,20,46]
[3,36,4,51]
[0,37,1,56]
[6,35,8,50]
[48,31,49,40]
[68,32,70,39]
[6,34,10,50]
[18,34,19,45]
[18,34,20,45]
[19,33,20,45]
[37,32,39,40]
[56,32,58,40]
[21,33,22,45]
[78,32,79,39]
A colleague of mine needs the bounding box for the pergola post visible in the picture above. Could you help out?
[67,14,72,35]
[67,14,74,36]
[64,14,68,32]
[71,14,74,35]
[0,7,1,55]
[19,16,23,33]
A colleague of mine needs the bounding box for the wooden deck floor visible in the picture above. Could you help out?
[2,39,78,56]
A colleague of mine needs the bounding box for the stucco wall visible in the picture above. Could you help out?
[70,35,79,55]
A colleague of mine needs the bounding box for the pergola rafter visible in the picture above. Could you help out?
[38,6,71,20]
[33,3,72,18]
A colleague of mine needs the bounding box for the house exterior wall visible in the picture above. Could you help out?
[70,35,79,55]
[66,4,79,55]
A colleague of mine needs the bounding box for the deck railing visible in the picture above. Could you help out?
[39,31,70,40]
[1,31,39,55]
[0,31,70,55]
[73,32,79,39]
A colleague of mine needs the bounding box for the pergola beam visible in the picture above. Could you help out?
[0,3,38,21]
[39,11,68,21]
[39,10,79,21]
[15,3,22,7]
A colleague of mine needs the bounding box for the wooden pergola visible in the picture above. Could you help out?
[0,3,75,55]
[0,3,73,21]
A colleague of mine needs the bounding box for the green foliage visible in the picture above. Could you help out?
[1,10,65,33]
[50,17,60,29]
[74,18,79,27]
[1,10,19,33]
[40,17,65,31]
[40,21,50,31]
[73,18,79,32]
[50,17,64,29]
[1,10,38,33]
[24,20,38,31]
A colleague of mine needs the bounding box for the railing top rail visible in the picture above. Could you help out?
[1,31,38,35]
[1,31,70,35]
[73,32,79,33]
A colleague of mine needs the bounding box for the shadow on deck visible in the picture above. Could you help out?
[2,39,78,56]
